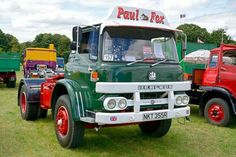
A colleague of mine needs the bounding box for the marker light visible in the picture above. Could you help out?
[90,71,99,82]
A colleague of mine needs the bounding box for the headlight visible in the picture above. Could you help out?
[182,95,189,104]
[118,99,127,109]
[176,96,182,105]
[107,99,116,109]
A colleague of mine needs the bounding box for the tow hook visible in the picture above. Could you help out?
[177,116,191,125]
[186,116,191,122]
[94,126,102,132]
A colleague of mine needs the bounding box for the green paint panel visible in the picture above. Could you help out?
[66,54,183,113]
[0,53,20,72]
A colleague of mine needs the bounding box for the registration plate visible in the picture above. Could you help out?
[143,112,168,120]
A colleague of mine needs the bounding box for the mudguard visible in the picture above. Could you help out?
[18,78,45,105]
[200,86,236,114]
[51,79,91,121]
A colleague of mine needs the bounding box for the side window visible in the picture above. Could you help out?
[209,54,218,68]
[81,32,90,54]
[223,50,236,66]
[80,28,99,60]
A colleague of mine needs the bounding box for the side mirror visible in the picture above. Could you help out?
[72,26,82,43]
[72,26,82,53]
[182,33,187,58]
[176,32,187,59]
[70,41,77,51]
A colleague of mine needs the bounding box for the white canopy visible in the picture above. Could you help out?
[183,49,210,64]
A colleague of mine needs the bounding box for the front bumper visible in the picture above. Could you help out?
[95,106,190,125]
[80,81,191,125]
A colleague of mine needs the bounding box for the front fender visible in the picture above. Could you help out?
[51,79,91,121]
[200,86,236,114]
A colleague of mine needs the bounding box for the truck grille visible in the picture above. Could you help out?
[119,92,167,100]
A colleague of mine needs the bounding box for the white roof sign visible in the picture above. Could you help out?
[100,6,181,33]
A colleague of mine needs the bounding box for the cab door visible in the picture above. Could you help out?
[202,53,219,86]
[218,50,236,97]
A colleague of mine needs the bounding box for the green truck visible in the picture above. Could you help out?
[18,6,191,148]
[0,52,20,87]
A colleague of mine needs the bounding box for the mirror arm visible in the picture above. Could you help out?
[76,26,79,54]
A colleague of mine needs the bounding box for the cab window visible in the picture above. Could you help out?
[223,50,236,65]
[209,54,218,68]
[80,28,99,60]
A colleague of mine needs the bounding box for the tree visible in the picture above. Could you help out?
[5,34,21,52]
[0,29,10,52]
[20,41,32,52]
[177,24,211,43]
[209,29,233,46]
[32,33,71,56]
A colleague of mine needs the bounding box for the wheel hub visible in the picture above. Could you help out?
[56,106,69,136]
[208,103,224,122]
[21,92,27,113]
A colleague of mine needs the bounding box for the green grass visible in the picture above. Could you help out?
[1,70,236,157]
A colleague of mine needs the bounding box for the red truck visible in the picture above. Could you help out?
[189,44,236,126]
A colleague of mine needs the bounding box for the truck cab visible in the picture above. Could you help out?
[18,6,191,148]
[22,44,57,78]
[191,44,236,126]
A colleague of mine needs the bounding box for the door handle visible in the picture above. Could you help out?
[221,67,226,71]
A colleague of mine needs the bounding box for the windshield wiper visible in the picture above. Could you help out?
[151,59,175,67]
[126,58,175,67]
[126,59,145,66]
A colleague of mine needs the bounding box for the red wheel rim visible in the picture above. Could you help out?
[56,106,69,136]
[21,92,27,113]
[208,103,224,123]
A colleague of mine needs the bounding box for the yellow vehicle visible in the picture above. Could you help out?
[23,44,57,78]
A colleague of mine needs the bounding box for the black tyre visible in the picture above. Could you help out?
[54,95,85,148]
[204,98,231,126]
[38,108,48,118]
[19,85,38,120]
[139,119,172,137]
[6,81,16,88]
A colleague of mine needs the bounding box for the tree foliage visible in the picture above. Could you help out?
[209,29,235,45]
[0,29,21,52]
[32,33,71,56]
[177,24,210,43]
[0,29,10,52]
[5,34,21,52]
[177,24,236,46]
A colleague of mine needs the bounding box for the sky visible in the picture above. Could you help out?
[0,0,235,42]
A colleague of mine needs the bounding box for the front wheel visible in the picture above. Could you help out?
[139,119,172,137]
[204,98,231,126]
[54,95,85,148]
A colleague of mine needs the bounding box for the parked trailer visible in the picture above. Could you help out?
[0,52,20,88]
[188,44,236,126]
[18,6,191,148]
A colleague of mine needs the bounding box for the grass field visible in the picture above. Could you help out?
[1,70,236,157]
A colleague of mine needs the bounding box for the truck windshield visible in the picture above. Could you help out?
[102,27,178,63]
